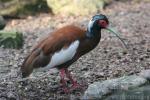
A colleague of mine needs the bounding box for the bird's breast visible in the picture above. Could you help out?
[77,37,101,56]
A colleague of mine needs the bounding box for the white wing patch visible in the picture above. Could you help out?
[48,40,79,68]
[35,40,79,72]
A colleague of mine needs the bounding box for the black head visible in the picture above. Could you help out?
[92,14,109,28]
[87,14,109,37]
[87,14,128,49]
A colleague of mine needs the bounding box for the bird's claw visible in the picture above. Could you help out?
[69,83,83,91]
[60,83,83,93]
[62,87,70,93]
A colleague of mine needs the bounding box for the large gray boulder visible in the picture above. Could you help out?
[83,75,147,99]
[139,70,150,81]
[105,84,150,100]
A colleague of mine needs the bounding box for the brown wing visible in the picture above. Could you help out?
[21,25,86,78]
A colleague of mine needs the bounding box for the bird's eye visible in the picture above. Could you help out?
[98,20,108,28]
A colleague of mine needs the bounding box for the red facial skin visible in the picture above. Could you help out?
[98,20,108,28]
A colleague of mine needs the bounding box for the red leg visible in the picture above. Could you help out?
[65,69,81,90]
[59,68,69,93]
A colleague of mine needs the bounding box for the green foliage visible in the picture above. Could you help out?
[0,31,23,49]
[47,0,106,16]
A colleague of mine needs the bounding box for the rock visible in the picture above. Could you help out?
[7,91,16,100]
[139,70,150,80]
[46,0,106,16]
[105,84,150,100]
[83,81,112,99]
[83,75,147,99]
[0,0,50,17]
[0,16,6,30]
[0,97,7,100]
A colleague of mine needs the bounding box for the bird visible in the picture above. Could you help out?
[21,14,126,93]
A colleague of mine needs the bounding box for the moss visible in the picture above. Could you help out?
[0,0,50,17]
[17,0,50,16]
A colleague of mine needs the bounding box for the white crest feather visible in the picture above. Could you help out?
[88,19,94,33]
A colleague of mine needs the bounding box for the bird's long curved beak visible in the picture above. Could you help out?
[105,26,128,49]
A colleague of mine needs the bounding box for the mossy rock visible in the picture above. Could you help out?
[47,0,106,16]
[0,0,50,17]
[0,31,23,49]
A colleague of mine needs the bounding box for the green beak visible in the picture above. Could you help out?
[106,27,128,49]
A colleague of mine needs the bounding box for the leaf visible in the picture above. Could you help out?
[0,31,23,49]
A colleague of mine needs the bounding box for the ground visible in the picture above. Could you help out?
[0,1,150,100]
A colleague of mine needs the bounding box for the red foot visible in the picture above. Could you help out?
[70,82,83,91]
[62,87,70,93]
[59,68,84,93]
[61,83,82,93]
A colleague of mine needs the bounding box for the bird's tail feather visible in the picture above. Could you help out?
[21,49,41,78]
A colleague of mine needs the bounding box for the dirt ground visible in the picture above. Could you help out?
[0,1,150,100]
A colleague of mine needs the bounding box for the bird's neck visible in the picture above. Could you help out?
[86,28,101,38]
[86,27,101,49]
[86,20,101,38]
